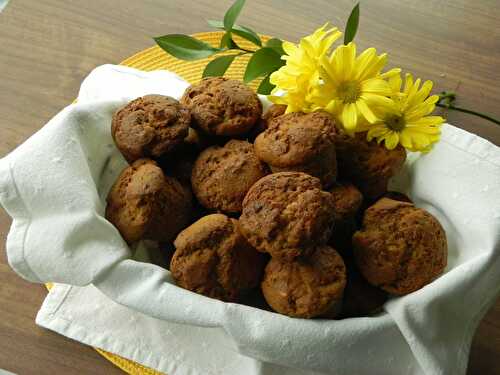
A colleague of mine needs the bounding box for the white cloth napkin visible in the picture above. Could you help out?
[1,65,500,375]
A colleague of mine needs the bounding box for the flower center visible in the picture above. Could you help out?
[338,81,360,103]
[386,115,406,132]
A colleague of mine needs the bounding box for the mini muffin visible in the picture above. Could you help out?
[340,263,387,318]
[170,214,266,302]
[105,159,192,244]
[335,132,406,200]
[249,104,287,140]
[254,111,337,188]
[240,172,336,260]
[180,77,262,137]
[191,140,269,213]
[329,182,363,252]
[353,198,447,295]
[112,95,190,163]
[261,245,346,318]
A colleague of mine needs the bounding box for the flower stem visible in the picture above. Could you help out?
[436,103,500,126]
[437,91,500,126]
[237,47,254,53]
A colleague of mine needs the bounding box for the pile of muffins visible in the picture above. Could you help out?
[105,77,448,319]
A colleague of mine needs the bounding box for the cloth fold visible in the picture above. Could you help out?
[1,65,499,375]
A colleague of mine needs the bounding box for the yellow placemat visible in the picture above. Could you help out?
[46,31,271,375]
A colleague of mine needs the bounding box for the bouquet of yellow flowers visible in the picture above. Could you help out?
[155,1,498,153]
[268,24,443,152]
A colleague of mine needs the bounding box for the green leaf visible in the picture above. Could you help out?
[257,74,275,95]
[344,3,360,45]
[265,38,285,55]
[224,0,246,31]
[232,25,261,46]
[202,55,237,78]
[207,19,225,29]
[220,32,231,48]
[220,32,242,50]
[243,47,284,83]
[208,20,261,46]
[154,34,220,60]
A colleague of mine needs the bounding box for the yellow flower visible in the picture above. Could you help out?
[312,42,400,131]
[365,73,444,152]
[269,24,342,113]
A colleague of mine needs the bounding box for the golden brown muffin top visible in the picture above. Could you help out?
[353,198,447,295]
[180,77,262,137]
[261,245,346,318]
[112,95,190,163]
[254,111,337,168]
[240,172,336,260]
[105,159,192,243]
[191,140,269,213]
[171,214,265,302]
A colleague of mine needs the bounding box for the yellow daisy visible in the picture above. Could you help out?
[365,73,444,152]
[312,42,400,131]
[269,24,342,113]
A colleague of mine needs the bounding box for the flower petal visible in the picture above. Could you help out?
[358,53,388,80]
[408,115,444,127]
[356,99,379,123]
[403,73,414,96]
[404,101,437,121]
[383,132,399,149]
[360,78,391,95]
[407,80,433,108]
[341,103,358,130]
[282,41,298,56]
[353,48,376,80]
[399,130,414,149]
[325,99,342,115]
[367,125,390,141]
[380,68,402,80]
[333,43,356,81]
[388,74,402,95]
[361,93,395,109]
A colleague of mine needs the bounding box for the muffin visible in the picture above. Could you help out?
[180,77,262,137]
[261,245,346,318]
[191,140,269,214]
[254,111,337,188]
[240,172,336,260]
[111,95,190,163]
[249,104,287,140]
[105,159,192,244]
[329,182,363,252]
[335,132,406,200]
[353,198,447,295]
[170,214,266,302]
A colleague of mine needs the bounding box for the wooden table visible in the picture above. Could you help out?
[1,0,499,374]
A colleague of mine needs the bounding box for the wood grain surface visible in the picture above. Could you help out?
[1,0,499,374]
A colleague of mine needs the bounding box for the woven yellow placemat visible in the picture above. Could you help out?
[45,31,271,375]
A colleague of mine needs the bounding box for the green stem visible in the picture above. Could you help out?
[236,47,254,53]
[436,103,500,126]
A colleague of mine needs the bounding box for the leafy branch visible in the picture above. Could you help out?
[153,0,285,94]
